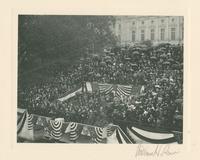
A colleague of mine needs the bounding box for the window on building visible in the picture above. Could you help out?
[160,28,165,41]
[172,18,174,22]
[132,30,136,42]
[142,21,144,25]
[171,28,176,40]
[161,19,164,23]
[132,21,135,26]
[151,20,154,24]
[150,29,155,41]
[141,30,145,41]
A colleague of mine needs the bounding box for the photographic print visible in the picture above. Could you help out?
[17,15,183,144]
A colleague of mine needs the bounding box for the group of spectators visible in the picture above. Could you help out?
[18,43,183,131]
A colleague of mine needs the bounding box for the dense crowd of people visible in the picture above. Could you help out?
[18,43,183,131]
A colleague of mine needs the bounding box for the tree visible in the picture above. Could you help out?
[18,15,116,74]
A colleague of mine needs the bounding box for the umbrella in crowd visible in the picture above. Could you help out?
[92,54,99,59]
[88,71,93,75]
[100,61,106,66]
[105,59,112,63]
[160,54,167,58]
[150,56,157,60]
[96,73,101,77]
[125,57,131,61]
[168,58,174,62]
[18,43,183,137]
[161,78,169,82]
[163,61,170,65]
[105,56,111,59]
[109,52,115,56]
[80,58,84,61]
[132,51,140,55]
[131,63,138,68]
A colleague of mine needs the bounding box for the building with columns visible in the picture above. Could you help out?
[114,16,184,46]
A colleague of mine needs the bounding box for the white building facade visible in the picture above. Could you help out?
[114,16,184,46]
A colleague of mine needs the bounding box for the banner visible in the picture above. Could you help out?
[17,111,34,141]
[126,126,178,144]
[17,110,179,144]
[58,82,142,102]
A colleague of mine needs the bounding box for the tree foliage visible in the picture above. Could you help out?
[18,15,116,73]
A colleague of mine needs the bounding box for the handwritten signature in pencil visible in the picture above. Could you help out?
[135,144,179,158]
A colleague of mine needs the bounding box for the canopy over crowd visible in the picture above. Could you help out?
[18,43,183,131]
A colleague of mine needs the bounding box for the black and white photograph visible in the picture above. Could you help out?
[17,15,183,144]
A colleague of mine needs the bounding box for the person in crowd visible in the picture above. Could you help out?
[18,43,183,129]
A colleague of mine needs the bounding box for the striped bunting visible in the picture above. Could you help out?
[69,122,79,141]
[94,127,103,143]
[127,126,178,144]
[27,114,33,130]
[19,110,162,144]
[117,87,131,96]
[17,111,27,134]
[57,82,141,102]
[132,126,174,139]
[107,129,119,144]
[98,83,113,95]
[49,120,63,140]
[115,90,122,99]
[116,129,123,144]
[107,125,133,144]
[117,88,129,97]
[127,127,150,144]
[98,83,135,99]
[116,128,133,144]
[118,85,132,95]
[17,111,34,141]
[86,82,93,92]
[107,125,116,137]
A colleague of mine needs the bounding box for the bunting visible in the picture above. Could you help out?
[94,127,104,143]
[17,110,180,144]
[17,110,27,134]
[106,125,116,137]
[126,126,178,144]
[107,129,119,144]
[49,120,63,140]
[69,122,83,141]
[17,111,34,141]
[27,114,33,130]
[58,82,142,102]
